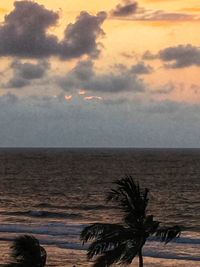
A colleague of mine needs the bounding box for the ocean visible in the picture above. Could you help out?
[0,148,199,267]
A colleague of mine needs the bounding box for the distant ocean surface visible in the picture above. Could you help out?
[0,148,199,267]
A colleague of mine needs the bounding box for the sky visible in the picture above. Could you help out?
[0,0,200,147]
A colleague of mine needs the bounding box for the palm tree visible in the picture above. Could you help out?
[81,176,181,267]
[3,235,47,267]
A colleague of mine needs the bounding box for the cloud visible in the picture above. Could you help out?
[0,1,106,59]
[142,50,158,60]
[2,59,50,88]
[143,99,184,114]
[0,1,59,58]
[0,92,19,105]
[68,56,95,82]
[151,83,175,94]
[111,1,138,17]
[110,2,200,21]
[159,44,200,68]
[60,11,107,59]
[131,61,153,74]
[11,60,50,80]
[4,77,30,89]
[84,96,103,101]
[136,10,200,21]
[58,59,145,93]
[102,97,129,105]
[0,93,200,147]
[84,73,144,93]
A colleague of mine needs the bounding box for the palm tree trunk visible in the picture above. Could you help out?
[138,249,143,267]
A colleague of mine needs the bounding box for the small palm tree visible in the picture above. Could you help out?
[81,176,181,267]
[4,235,47,267]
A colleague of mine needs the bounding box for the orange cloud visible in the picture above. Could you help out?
[64,95,73,101]
[79,89,86,95]
[112,10,200,21]
[84,96,103,101]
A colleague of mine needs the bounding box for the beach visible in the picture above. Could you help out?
[0,148,199,266]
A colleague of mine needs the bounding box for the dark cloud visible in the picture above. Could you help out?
[151,83,175,94]
[142,50,158,60]
[110,2,200,21]
[58,59,145,93]
[2,60,50,88]
[0,1,59,58]
[131,61,153,74]
[136,10,200,21]
[60,11,107,59]
[4,77,30,88]
[11,60,50,80]
[0,1,106,59]
[83,73,143,93]
[111,1,138,17]
[159,44,200,68]
[71,59,95,81]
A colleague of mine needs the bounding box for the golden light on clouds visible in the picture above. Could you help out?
[0,0,199,105]
[78,90,86,95]
[84,96,103,101]
[64,95,73,101]
[0,1,200,147]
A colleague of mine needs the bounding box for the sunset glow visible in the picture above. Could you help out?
[0,0,199,147]
[84,96,103,101]
[64,95,73,101]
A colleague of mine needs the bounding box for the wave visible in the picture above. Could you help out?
[0,223,199,246]
[0,222,83,236]
[0,210,82,219]
[143,250,200,262]
[0,223,199,262]
[148,236,200,245]
[0,237,200,261]
[35,203,117,210]
[0,235,199,262]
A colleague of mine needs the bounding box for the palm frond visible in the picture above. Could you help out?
[80,223,125,244]
[155,225,181,244]
[9,235,46,267]
[107,176,149,224]
[91,238,142,267]
[80,176,182,267]
[87,240,115,259]
[87,228,136,259]
[11,235,40,261]
[92,244,127,267]
[119,241,141,265]
[143,215,160,235]
[40,246,47,267]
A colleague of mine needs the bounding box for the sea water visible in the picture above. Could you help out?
[0,148,199,267]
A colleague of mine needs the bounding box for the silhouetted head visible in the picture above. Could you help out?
[10,235,47,267]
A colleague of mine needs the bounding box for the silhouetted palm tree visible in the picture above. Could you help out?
[3,235,46,267]
[81,176,181,267]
